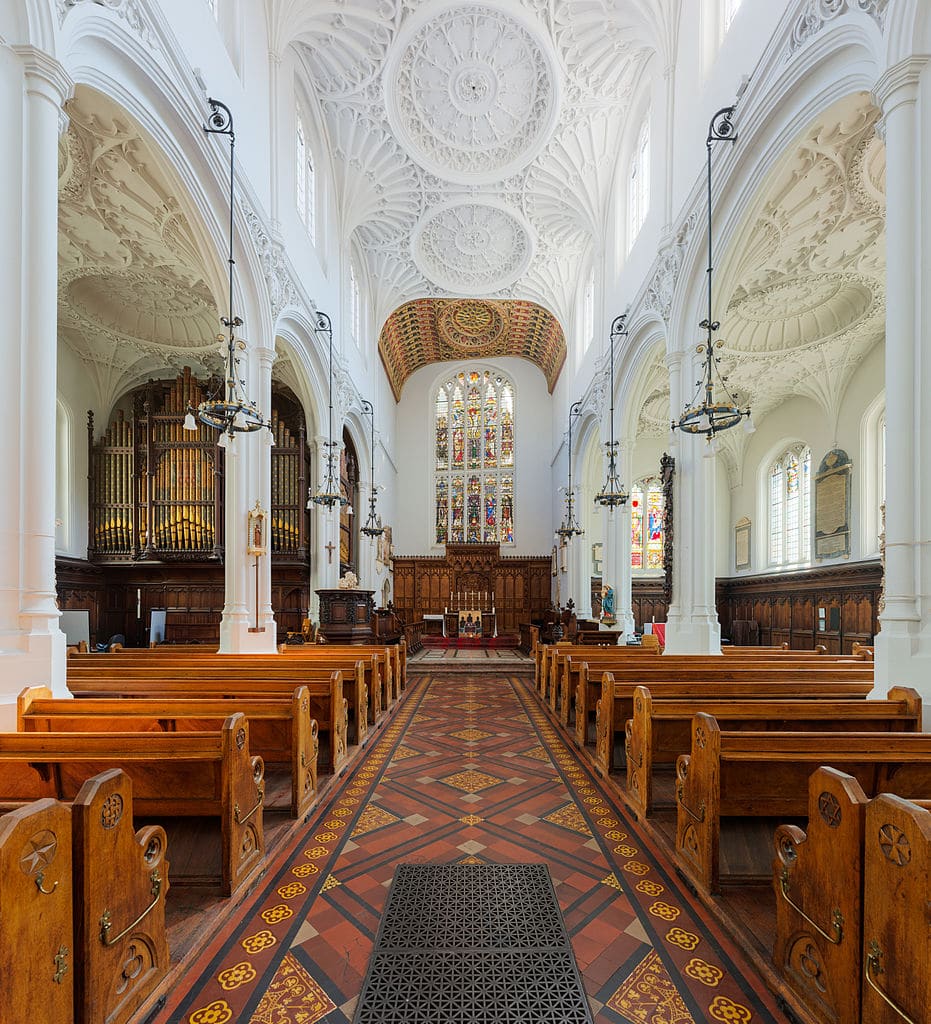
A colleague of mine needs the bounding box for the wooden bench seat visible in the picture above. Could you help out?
[676,714,931,894]
[0,714,264,895]
[1,769,169,1024]
[590,670,875,768]
[561,651,876,733]
[626,685,921,819]
[83,651,375,743]
[773,767,931,1024]
[285,643,403,702]
[20,686,319,818]
[68,669,349,773]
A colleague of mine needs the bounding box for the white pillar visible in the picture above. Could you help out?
[663,350,721,654]
[874,58,930,702]
[311,436,341,601]
[607,439,635,640]
[0,49,72,721]
[575,483,593,619]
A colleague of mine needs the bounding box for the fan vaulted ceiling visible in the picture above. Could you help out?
[285,0,667,375]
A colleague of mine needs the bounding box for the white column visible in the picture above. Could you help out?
[663,350,721,654]
[607,439,635,640]
[253,344,277,644]
[874,58,930,702]
[311,436,341,600]
[219,430,251,651]
[575,484,593,619]
[0,49,72,720]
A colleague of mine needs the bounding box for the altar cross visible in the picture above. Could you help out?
[325,541,335,564]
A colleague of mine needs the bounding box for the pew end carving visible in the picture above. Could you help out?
[0,798,73,1024]
[773,767,867,1024]
[72,768,169,1024]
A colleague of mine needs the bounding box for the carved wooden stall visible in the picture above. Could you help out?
[58,369,311,645]
[392,544,550,638]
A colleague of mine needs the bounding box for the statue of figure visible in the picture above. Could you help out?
[601,584,616,622]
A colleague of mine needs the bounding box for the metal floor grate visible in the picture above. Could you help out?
[354,864,594,1024]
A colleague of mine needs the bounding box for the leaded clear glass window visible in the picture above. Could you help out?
[627,116,651,251]
[296,108,315,243]
[435,370,514,544]
[769,445,811,566]
[629,477,664,572]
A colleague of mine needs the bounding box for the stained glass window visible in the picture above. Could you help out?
[769,445,811,567]
[434,370,516,545]
[630,477,664,573]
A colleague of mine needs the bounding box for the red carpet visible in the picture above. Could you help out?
[152,674,792,1024]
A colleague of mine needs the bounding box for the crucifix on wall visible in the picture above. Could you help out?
[325,541,335,564]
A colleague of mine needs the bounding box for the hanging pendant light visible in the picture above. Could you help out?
[308,311,348,510]
[184,99,269,440]
[672,105,752,443]
[555,400,584,540]
[594,313,630,511]
[360,398,384,538]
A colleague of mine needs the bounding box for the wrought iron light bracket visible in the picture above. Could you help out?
[185,98,269,444]
[359,398,384,538]
[595,313,630,510]
[556,400,585,540]
[672,105,754,444]
[308,311,348,510]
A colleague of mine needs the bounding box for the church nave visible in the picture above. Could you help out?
[154,671,789,1024]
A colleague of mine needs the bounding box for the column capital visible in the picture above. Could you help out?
[664,349,685,373]
[254,344,277,370]
[873,56,928,116]
[12,46,74,109]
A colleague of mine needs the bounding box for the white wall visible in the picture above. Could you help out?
[393,357,554,557]
[725,340,885,576]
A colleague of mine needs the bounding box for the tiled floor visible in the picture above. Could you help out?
[155,674,791,1024]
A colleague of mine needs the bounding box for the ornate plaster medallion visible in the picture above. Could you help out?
[385,1,559,184]
[412,201,534,295]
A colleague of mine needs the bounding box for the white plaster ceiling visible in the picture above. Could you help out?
[58,87,223,410]
[289,0,665,329]
[716,92,885,428]
[630,93,886,454]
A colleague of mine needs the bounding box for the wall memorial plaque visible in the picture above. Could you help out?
[815,449,852,560]
[735,516,751,571]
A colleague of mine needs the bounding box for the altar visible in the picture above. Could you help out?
[444,611,496,638]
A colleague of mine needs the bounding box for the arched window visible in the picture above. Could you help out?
[722,0,742,33]
[349,259,361,343]
[627,116,650,252]
[435,369,515,545]
[768,444,811,566]
[296,107,316,243]
[629,477,664,572]
[580,269,594,352]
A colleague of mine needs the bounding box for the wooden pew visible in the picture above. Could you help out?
[555,647,870,729]
[627,685,921,819]
[1,797,73,1023]
[561,647,876,737]
[68,667,350,771]
[0,714,264,896]
[773,770,931,1024]
[676,714,931,894]
[94,648,377,740]
[20,686,319,818]
[862,793,931,1024]
[73,769,169,1024]
[0,770,169,1024]
[277,649,388,724]
[587,664,875,760]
